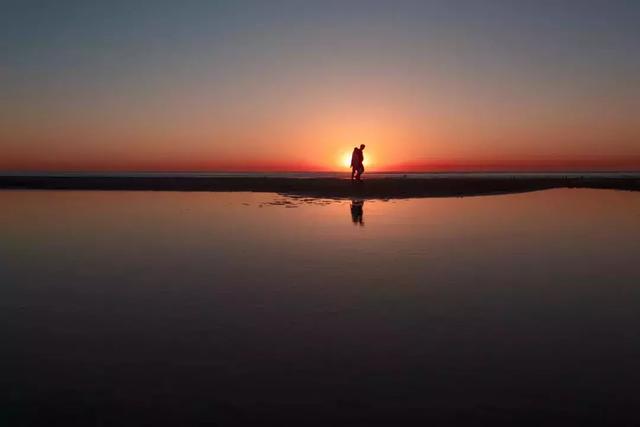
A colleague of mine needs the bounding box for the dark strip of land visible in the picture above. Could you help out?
[0,175,639,199]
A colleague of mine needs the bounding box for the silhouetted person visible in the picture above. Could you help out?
[350,199,364,225]
[350,144,366,180]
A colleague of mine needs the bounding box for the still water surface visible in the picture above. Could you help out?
[2,189,640,425]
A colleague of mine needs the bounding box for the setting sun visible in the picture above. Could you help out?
[339,150,371,170]
[341,152,351,168]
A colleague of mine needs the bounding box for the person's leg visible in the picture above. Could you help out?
[351,167,356,179]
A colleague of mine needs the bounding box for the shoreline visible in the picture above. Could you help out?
[1,175,639,199]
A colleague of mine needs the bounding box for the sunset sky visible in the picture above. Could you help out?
[2,0,639,172]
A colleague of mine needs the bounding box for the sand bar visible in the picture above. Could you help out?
[1,174,639,199]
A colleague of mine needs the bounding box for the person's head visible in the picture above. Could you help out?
[360,144,366,150]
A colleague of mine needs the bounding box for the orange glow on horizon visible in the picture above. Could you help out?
[1,134,639,173]
[2,155,640,173]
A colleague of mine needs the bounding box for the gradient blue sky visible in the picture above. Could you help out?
[2,0,639,171]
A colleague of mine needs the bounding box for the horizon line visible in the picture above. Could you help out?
[2,169,640,176]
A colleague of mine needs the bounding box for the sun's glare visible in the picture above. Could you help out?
[341,152,352,168]
[339,150,371,170]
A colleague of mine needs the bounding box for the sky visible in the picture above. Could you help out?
[1,0,639,172]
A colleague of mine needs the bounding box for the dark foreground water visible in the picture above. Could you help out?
[2,189,640,426]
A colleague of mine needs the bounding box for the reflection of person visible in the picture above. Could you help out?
[350,144,366,180]
[350,199,364,225]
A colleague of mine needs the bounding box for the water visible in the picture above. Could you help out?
[4,171,640,179]
[2,189,640,425]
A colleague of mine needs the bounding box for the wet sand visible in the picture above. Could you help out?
[1,174,639,199]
